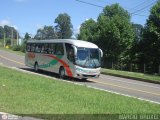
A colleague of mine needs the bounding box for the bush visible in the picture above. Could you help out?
[11,45,21,51]
[20,44,26,53]
[11,44,26,53]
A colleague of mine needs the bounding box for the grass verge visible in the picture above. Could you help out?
[0,47,25,56]
[101,68,160,84]
[0,65,159,118]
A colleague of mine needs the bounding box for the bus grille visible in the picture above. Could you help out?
[82,74,96,78]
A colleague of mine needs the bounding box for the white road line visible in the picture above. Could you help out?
[87,86,160,105]
[100,75,160,89]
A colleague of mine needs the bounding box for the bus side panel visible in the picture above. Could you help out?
[38,53,59,74]
[25,52,36,68]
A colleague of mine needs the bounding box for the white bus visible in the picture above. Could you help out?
[25,39,103,79]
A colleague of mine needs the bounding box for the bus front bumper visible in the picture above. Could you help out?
[75,66,101,79]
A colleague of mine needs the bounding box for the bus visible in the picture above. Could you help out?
[25,39,103,79]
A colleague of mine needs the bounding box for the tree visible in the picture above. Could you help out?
[0,26,4,39]
[139,0,160,73]
[130,24,143,60]
[132,24,143,42]
[77,18,98,43]
[24,32,31,41]
[34,26,56,40]
[4,25,11,38]
[3,25,18,46]
[97,4,135,69]
[54,13,73,39]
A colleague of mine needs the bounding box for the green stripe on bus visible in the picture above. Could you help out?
[39,55,63,69]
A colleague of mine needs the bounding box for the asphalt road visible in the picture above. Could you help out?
[0,49,160,104]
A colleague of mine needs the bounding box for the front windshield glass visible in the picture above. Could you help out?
[76,47,101,68]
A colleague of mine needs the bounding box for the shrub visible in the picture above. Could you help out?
[11,45,21,51]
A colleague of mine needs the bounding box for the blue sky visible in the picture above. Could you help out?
[0,0,157,37]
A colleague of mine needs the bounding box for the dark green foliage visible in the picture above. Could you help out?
[0,26,4,39]
[24,32,31,41]
[11,44,26,53]
[77,18,98,42]
[20,43,26,52]
[99,4,135,68]
[54,13,73,39]
[129,24,143,71]
[78,4,135,69]
[11,45,21,51]
[138,0,160,73]
[23,32,31,45]
[4,25,18,39]
[34,26,56,40]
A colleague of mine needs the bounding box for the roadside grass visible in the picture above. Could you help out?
[0,46,25,56]
[0,65,160,118]
[102,68,160,84]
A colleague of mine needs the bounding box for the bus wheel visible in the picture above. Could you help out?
[34,62,39,72]
[59,67,65,79]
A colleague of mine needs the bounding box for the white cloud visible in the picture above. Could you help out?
[0,20,11,26]
[0,19,18,30]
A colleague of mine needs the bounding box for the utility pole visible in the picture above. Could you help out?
[11,29,13,46]
[3,32,6,48]
[17,31,19,45]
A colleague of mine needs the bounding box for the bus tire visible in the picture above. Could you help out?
[59,67,65,79]
[34,62,39,72]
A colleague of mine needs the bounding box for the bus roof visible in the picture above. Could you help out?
[27,39,98,48]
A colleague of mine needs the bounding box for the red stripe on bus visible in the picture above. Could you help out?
[45,54,73,77]
[28,52,35,59]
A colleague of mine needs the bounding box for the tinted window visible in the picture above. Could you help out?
[65,43,75,63]
[41,43,48,54]
[35,44,41,53]
[31,44,35,52]
[48,43,56,54]
[26,44,31,52]
[55,43,64,55]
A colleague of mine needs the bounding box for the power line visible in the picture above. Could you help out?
[75,0,149,17]
[131,0,157,14]
[130,0,152,10]
[131,13,148,17]
[75,0,104,8]
[95,0,111,5]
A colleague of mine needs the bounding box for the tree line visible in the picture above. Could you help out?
[0,25,18,45]
[1,1,160,74]
[77,1,160,74]
[34,13,73,40]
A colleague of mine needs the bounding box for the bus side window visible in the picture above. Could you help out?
[55,43,64,55]
[48,43,56,54]
[41,43,48,54]
[65,43,75,63]
[35,44,41,53]
[31,44,35,52]
[45,44,49,53]
[26,44,31,52]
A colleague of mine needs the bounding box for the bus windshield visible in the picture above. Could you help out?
[76,47,101,68]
